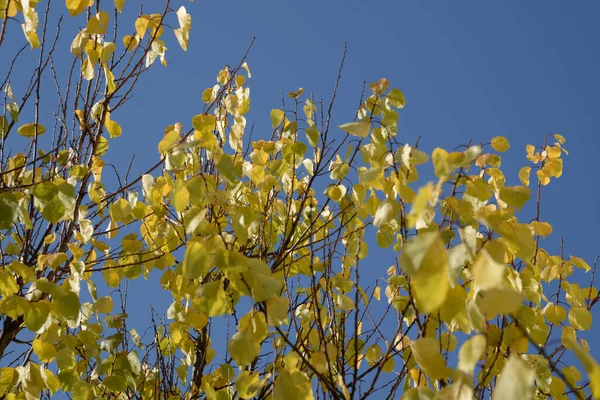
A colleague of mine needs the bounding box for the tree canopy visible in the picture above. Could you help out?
[0,1,598,399]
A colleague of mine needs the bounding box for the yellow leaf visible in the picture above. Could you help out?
[122,35,138,52]
[570,256,591,272]
[0,269,18,296]
[563,337,600,398]
[195,280,228,317]
[491,136,510,152]
[114,0,125,12]
[476,288,523,319]
[181,239,209,279]
[93,296,113,314]
[492,354,534,399]
[536,168,550,185]
[270,109,285,128]
[66,0,89,16]
[568,307,592,331]
[543,304,566,325]
[339,121,371,138]
[358,167,384,191]
[530,221,552,237]
[228,331,260,368]
[33,339,57,363]
[471,242,506,291]
[274,369,314,400]
[288,87,304,99]
[401,232,449,312]
[172,180,189,212]
[553,133,566,145]
[432,148,449,178]
[458,335,486,375]
[18,123,46,137]
[266,297,288,326]
[236,371,261,399]
[105,118,121,139]
[86,11,109,35]
[498,186,531,210]
[518,166,531,186]
[410,338,451,380]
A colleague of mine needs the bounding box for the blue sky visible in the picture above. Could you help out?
[1,0,599,389]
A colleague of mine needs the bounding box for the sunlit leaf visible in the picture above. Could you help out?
[491,136,510,152]
[66,0,89,16]
[18,123,46,137]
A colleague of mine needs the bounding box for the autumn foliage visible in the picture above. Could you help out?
[0,1,598,399]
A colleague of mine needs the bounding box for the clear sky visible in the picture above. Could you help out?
[2,0,599,388]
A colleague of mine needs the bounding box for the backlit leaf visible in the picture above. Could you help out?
[339,121,370,138]
[458,335,486,375]
[492,354,534,400]
[568,307,592,330]
[410,338,451,380]
[400,232,449,312]
[570,256,591,272]
[33,339,57,362]
[228,331,260,368]
[498,186,531,210]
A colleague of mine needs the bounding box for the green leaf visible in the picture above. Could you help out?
[492,354,534,399]
[475,288,523,319]
[339,121,371,138]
